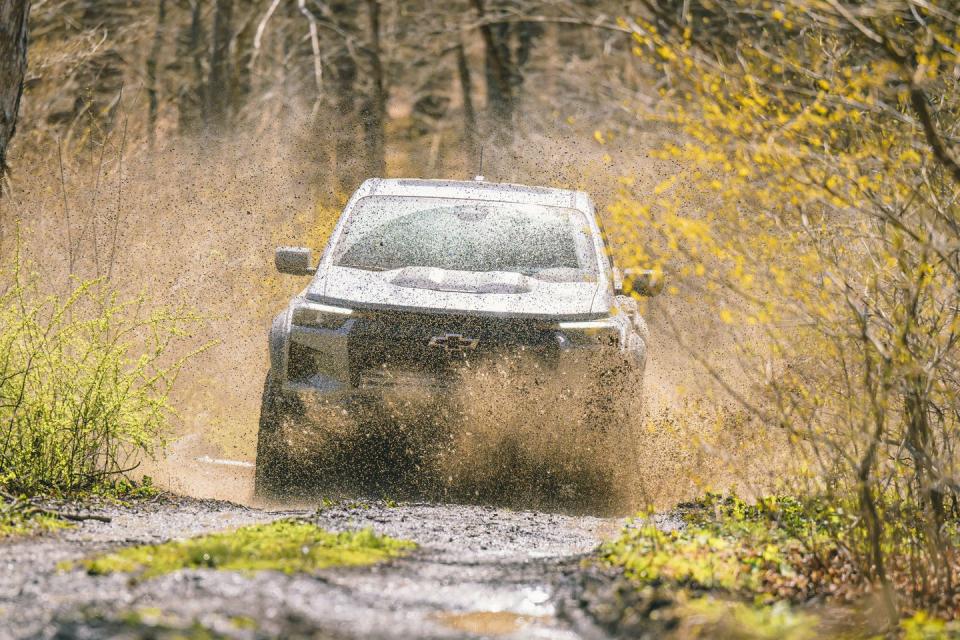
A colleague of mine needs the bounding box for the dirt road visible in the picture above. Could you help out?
[0,493,625,639]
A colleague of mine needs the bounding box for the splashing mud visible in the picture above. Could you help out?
[266,352,647,514]
[146,351,784,515]
[245,349,770,516]
[437,353,645,513]
[3,131,787,515]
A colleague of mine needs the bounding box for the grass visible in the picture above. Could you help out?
[75,519,414,578]
[670,597,818,640]
[599,495,960,639]
[0,477,162,541]
[601,495,847,599]
[0,511,71,539]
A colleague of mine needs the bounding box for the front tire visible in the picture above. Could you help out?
[254,374,299,500]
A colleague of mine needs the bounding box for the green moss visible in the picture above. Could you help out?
[75,520,414,578]
[0,511,71,539]
[600,495,844,597]
[598,495,837,637]
[900,612,960,640]
[600,495,960,637]
[676,596,819,640]
[81,608,229,640]
[229,615,257,630]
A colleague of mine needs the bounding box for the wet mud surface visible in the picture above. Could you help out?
[0,496,638,639]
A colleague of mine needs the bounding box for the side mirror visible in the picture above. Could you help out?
[275,247,314,276]
[622,268,664,297]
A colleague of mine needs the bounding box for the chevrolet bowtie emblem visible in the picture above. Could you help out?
[428,333,479,353]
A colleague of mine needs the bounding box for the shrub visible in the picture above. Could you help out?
[0,239,205,496]
[617,0,960,618]
[601,495,855,601]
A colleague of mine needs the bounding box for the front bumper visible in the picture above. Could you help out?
[272,307,645,406]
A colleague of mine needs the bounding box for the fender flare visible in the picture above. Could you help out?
[268,308,291,378]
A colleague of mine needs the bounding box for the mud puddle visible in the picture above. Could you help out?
[434,611,548,636]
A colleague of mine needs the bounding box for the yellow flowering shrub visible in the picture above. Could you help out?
[615,0,960,617]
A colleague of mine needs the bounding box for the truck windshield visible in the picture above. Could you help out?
[331,195,598,280]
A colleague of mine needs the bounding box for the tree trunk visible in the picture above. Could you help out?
[0,0,30,193]
[177,0,206,135]
[360,0,386,177]
[329,0,360,192]
[511,20,541,127]
[146,0,167,148]
[232,0,258,119]
[208,0,234,134]
[471,0,512,149]
[455,40,477,162]
[75,0,128,144]
[280,0,297,118]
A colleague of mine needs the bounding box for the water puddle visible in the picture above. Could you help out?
[433,611,548,636]
[433,586,556,637]
[194,455,255,468]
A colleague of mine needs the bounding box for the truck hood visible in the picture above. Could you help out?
[306,266,606,320]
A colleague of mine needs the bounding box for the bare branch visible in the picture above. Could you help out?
[250,0,283,72]
[298,0,324,102]
[910,84,960,185]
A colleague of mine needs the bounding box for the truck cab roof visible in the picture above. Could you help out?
[354,178,593,213]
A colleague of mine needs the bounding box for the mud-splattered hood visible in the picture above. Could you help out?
[306,265,609,320]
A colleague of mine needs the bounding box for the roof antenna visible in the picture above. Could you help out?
[474,146,485,182]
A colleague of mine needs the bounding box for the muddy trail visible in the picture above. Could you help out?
[0,493,647,639]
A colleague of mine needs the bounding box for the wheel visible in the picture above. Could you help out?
[254,373,301,500]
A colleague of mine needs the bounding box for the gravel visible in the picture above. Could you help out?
[0,496,627,639]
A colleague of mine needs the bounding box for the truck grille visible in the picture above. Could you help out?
[347,310,559,387]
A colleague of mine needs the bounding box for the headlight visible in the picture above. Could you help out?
[291,301,353,330]
[555,319,621,348]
